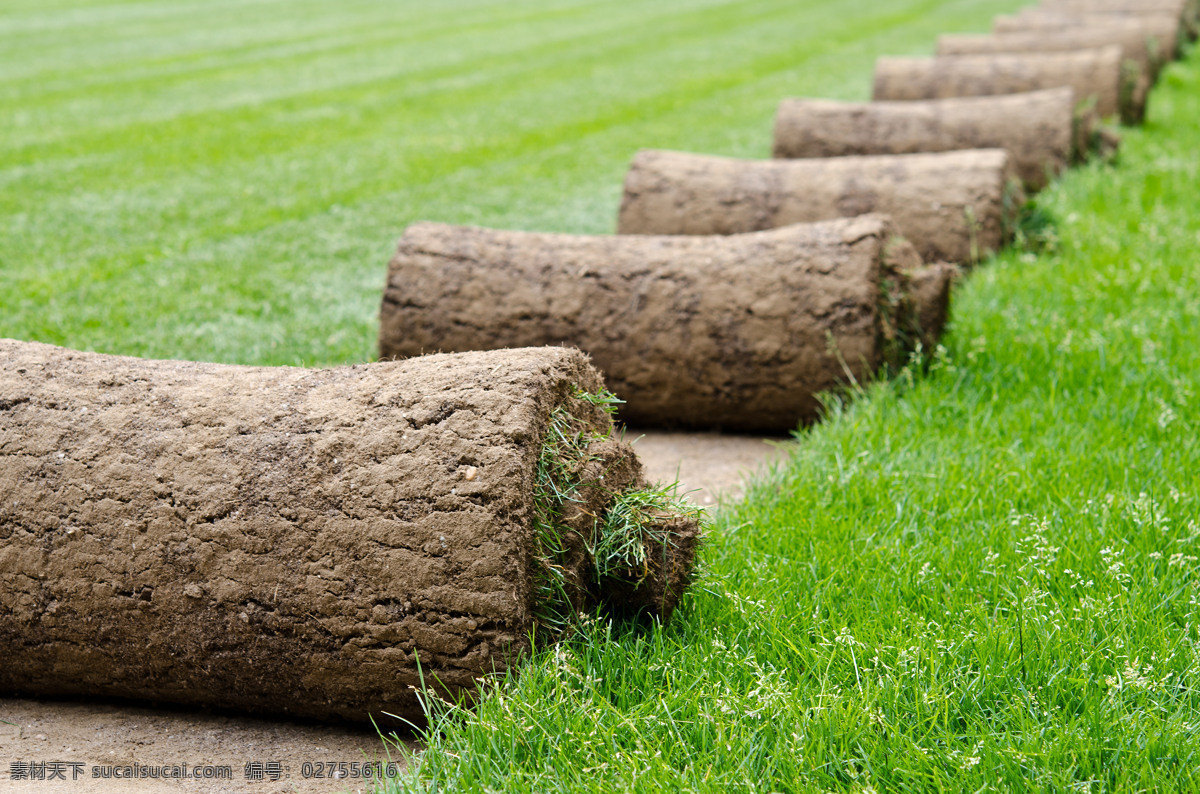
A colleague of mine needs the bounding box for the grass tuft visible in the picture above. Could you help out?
[1012,199,1060,256]
[588,482,702,583]
[529,389,617,634]
[530,388,702,634]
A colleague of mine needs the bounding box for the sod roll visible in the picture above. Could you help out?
[993,12,1184,67]
[938,28,1168,82]
[1035,0,1198,38]
[772,89,1079,191]
[0,340,701,723]
[873,47,1145,125]
[379,216,950,432]
[616,148,1018,264]
[1037,0,1191,13]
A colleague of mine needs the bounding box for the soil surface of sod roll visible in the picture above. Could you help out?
[0,340,701,723]
[873,47,1146,125]
[772,89,1078,191]
[993,12,1184,64]
[938,28,1170,81]
[616,148,1018,264]
[1035,0,1198,38]
[379,216,953,432]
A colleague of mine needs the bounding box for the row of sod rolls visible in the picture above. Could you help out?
[374,0,1195,729]
[376,8,1195,443]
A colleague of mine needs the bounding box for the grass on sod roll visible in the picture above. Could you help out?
[6,1,1200,792]
[391,58,1200,791]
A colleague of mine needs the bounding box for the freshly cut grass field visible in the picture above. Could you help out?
[5,1,1200,792]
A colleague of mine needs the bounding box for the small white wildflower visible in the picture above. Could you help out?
[1157,400,1178,430]
[835,627,862,647]
[1127,492,1169,529]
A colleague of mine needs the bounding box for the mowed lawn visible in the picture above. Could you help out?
[6,1,1200,792]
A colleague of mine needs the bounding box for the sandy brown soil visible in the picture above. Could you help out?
[629,429,792,506]
[0,430,786,792]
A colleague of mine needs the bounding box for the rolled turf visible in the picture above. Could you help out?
[873,47,1147,125]
[379,216,951,432]
[938,27,1172,82]
[992,14,1184,78]
[0,340,701,723]
[772,89,1087,192]
[1035,0,1198,39]
[616,148,1018,264]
